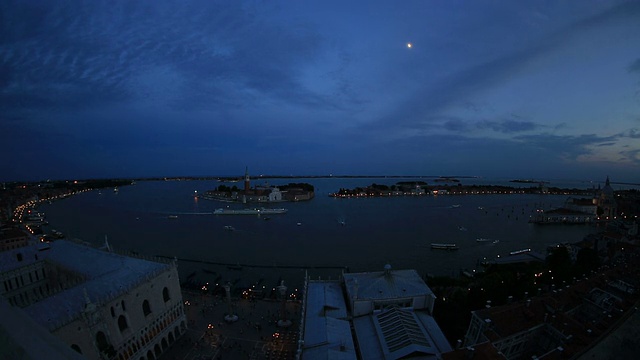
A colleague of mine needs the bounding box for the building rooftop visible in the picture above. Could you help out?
[353,307,452,360]
[302,281,356,360]
[16,240,171,331]
[343,268,433,301]
[0,297,85,360]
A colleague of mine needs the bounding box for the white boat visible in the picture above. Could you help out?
[458,226,468,231]
[168,215,178,219]
[509,248,531,256]
[431,243,459,250]
[450,204,461,208]
[213,208,288,215]
[476,238,491,242]
[224,225,235,231]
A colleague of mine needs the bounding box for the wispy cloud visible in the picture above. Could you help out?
[477,120,539,134]
[629,58,640,73]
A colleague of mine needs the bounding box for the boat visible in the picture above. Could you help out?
[450,204,461,208]
[477,206,485,210]
[213,208,288,215]
[168,215,178,219]
[224,225,235,231]
[476,238,491,242]
[431,243,459,250]
[114,187,119,193]
[509,248,531,256]
[458,226,468,231]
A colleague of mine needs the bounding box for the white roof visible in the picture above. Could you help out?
[343,269,433,301]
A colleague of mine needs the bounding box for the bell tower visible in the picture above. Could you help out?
[244,166,250,192]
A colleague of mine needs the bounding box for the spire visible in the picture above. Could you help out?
[244,166,251,192]
[605,176,610,187]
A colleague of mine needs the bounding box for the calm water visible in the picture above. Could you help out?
[39,178,601,289]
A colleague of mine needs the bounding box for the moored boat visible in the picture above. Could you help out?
[431,243,459,250]
[213,208,288,215]
[509,248,531,256]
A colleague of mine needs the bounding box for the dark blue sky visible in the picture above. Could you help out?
[2,1,639,182]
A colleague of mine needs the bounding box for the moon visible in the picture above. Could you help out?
[407,43,412,48]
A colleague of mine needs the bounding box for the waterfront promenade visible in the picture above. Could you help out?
[163,290,301,360]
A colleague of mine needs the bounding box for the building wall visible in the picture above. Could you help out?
[351,294,430,318]
[1,260,84,308]
[0,229,30,252]
[53,265,186,360]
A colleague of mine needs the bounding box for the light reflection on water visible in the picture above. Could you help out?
[40,178,600,289]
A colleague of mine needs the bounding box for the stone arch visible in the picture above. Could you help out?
[154,343,161,357]
[174,326,180,338]
[147,350,155,360]
[161,337,168,351]
[168,332,175,344]
[180,320,186,331]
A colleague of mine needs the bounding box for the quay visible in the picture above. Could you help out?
[157,255,350,271]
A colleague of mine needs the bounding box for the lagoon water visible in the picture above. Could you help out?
[39,177,601,290]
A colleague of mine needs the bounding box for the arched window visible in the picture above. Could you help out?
[110,306,115,318]
[71,344,82,354]
[96,331,110,353]
[121,300,126,311]
[142,300,152,316]
[118,315,128,332]
[162,287,170,302]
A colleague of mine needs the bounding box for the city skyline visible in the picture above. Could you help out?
[2,1,640,182]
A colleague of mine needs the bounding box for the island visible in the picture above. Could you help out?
[199,168,315,203]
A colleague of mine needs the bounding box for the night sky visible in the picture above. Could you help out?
[2,1,639,182]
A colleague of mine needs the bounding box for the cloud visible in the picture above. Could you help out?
[477,120,539,133]
[618,128,640,138]
[363,1,640,138]
[0,0,334,116]
[629,58,640,73]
